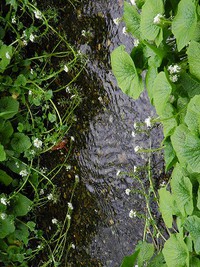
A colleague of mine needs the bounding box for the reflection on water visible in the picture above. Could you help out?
[65,0,164,266]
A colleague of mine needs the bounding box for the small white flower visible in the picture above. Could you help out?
[133,166,137,172]
[29,90,32,95]
[5,52,11,59]
[75,174,79,183]
[47,193,53,200]
[23,40,28,46]
[40,189,44,195]
[71,136,75,141]
[134,145,141,153]
[0,213,6,220]
[122,26,127,35]
[66,86,70,93]
[169,74,178,83]
[168,64,181,74]
[52,218,58,224]
[133,39,139,47]
[19,169,28,177]
[34,10,42,20]
[160,181,166,187]
[68,202,73,210]
[133,122,138,129]
[67,214,71,220]
[15,162,19,168]
[70,94,76,99]
[153,13,164,24]
[33,138,42,148]
[116,170,121,176]
[130,0,136,5]
[29,33,35,42]
[30,69,34,75]
[131,131,136,137]
[66,165,71,170]
[125,189,131,195]
[64,65,69,72]
[11,16,16,24]
[113,18,121,25]
[0,197,8,206]
[129,209,137,218]
[144,116,151,128]
[71,243,75,249]
[81,30,86,37]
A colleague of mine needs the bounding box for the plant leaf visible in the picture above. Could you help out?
[111,45,143,99]
[120,249,140,267]
[171,124,200,173]
[159,188,174,228]
[124,2,140,39]
[0,96,19,120]
[172,0,197,51]
[163,234,189,267]
[152,72,172,116]
[11,133,31,153]
[180,72,200,98]
[12,193,32,217]
[135,241,154,266]
[0,214,15,239]
[164,139,177,172]
[140,0,164,44]
[184,215,200,254]
[187,41,200,81]
[171,164,193,216]
[0,44,13,73]
[185,95,200,136]
[0,169,13,186]
[161,103,177,138]
[0,144,6,162]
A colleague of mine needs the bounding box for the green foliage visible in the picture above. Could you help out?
[112,0,200,266]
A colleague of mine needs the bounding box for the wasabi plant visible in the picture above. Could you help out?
[0,0,84,266]
[111,0,200,266]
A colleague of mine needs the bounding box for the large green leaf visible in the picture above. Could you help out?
[185,95,200,136]
[12,193,32,217]
[180,72,200,98]
[172,0,197,51]
[171,124,200,173]
[11,133,31,153]
[111,45,143,99]
[184,216,200,254]
[0,214,15,239]
[0,169,13,186]
[164,139,177,172]
[148,252,167,267]
[0,144,6,162]
[0,97,19,120]
[187,41,200,81]
[124,2,140,39]
[120,249,139,267]
[140,0,164,44]
[163,234,189,267]
[146,65,157,103]
[159,188,173,228]
[152,72,172,116]
[0,120,13,145]
[161,103,177,138]
[171,164,193,216]
[0,44,13,73]
[135,241,154,267]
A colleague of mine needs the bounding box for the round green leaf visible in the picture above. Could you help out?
[140,0,164,43]
[172,0,197,51]
[12,193,32,217]
[0,96,19,120]
[11,133,31,153]
[0,214,15,239]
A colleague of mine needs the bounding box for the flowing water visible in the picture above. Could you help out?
[60,1,165,266]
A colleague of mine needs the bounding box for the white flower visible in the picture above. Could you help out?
[34,10,42,20]
[11,16,16,24]
[125,189,131,195]
[134,39,139,47]
[134,145,141,152]
[168,64,181,74]
[23,40,28,46]
[113,18,121,25]
[0,213,6,220]
[33,138,42,148]
[30,69,34,75]
[15,162,19,168]
[81,30,86,37]
[47,193,53,200]
[29,33,35,42]
[122,26,127,35]
[66,86,70,93]
[19,169,28,177]
[144,117,151,128]
[169,74,178,83]
[68,202,73,210]
[129,209,137,218]
[160,181,166,187]
[133,122,138,129]
[52,218,58,224]
[130,0,136,5]
[66,165,71,170]
[153,13,163,24]
[5,52,11,59]
[71,136,75,141]
[67,214,71,220]
[133,166,137,172]
[71,244,75,249]
[64,65,69,72]
[116,170,121,176]
[39,189,44,195]
[75,174,79,183]
[0,197,8,206]
[131,131,136,137]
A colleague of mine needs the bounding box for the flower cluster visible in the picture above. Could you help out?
[129,209,137,218]
[153,13,164,24]
[168,64,181,83]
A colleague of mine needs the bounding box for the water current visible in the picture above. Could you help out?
[64,0,164,266]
